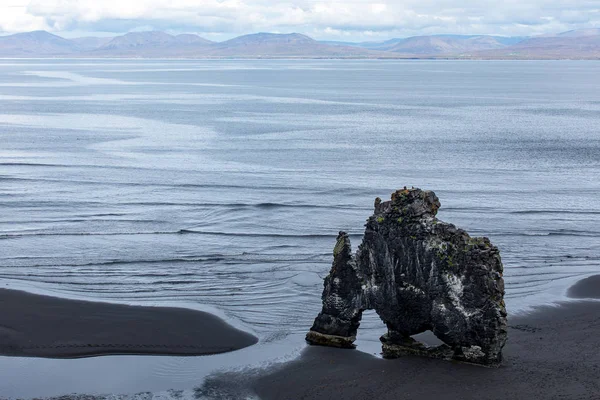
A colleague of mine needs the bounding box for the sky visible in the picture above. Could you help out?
[1,0,599,41]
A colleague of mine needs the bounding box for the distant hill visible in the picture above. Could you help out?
[89,31,214,57]
[320,35,527,53]
[0,29,598,59]
[375,35,509,54]
[0,30,78,56]
[205,33,377,57]
[473,29,600,59]
[174,33,213,45]
[100,31,179,50]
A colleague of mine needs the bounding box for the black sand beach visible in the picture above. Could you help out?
[0,289,257,358]
[568,275,600,299]
[200,276,600,400]
[2,277,599,399]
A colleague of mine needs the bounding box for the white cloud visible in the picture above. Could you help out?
[0,0,599,40]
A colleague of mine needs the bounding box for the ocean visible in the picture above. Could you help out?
[1,59,599,398]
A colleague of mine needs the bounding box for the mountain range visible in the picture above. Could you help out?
[0,29,599,59]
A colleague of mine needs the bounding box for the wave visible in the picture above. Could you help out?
[0,162,67,167]
[547,230,600,237]
[474,229,600,238]
[439,206,497,212]
[510,210,600,215]
[441,207,600,215]
[245,202,366,210]
[2,218,159,224]
[315,187,378,196]
[0,175,294,191]
[149,280,202,285]
[0,229,354,239]
[0,251,330,269]
[121,201,366,210]
[0,231,176,239]
[2,226,596,240]
[177,229,345,238]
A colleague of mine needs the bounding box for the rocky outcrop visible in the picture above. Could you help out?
[306,188,507,366]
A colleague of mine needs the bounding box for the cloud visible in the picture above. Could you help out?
[1,0,599,40]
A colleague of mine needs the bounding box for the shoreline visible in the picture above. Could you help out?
[0,288,258,358]
[198,276,600,400]
[0,274,598,398]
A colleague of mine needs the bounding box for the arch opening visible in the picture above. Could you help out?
[352,310,387,356]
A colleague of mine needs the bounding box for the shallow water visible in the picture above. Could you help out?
[1,59,599,398]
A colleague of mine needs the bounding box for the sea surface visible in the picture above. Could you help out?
[1,59,599,399]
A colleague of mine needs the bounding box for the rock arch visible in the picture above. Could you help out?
[306,188,507,366]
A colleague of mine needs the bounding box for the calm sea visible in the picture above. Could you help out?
[1,59,599,398]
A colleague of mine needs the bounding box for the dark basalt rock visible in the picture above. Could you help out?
[307,188,507,366]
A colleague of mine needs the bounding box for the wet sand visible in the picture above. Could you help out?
[0,289,257,358]
[200,278,600,399]
[568,275,600,299]
[3,276,599,399]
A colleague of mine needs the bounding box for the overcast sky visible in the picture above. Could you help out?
[1,0,599,41]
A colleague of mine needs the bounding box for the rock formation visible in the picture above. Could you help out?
[306,188,507,366]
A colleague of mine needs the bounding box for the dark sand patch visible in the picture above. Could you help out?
[568,275,600,299]
[0,289,257,358]
[199,301,600,400]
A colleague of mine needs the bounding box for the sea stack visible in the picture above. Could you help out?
[306,188,507,366]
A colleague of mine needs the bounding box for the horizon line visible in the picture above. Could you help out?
[2,27,597,44]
